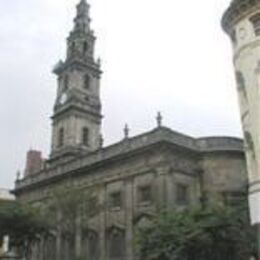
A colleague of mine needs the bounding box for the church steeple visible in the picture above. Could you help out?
[74,0,91,33]
[66,0,96,62]
[50,0,102,161]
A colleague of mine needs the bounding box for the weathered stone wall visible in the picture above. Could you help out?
[15,138,247,260]
[201,152,247,193]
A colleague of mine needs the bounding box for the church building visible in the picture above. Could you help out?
[14,1,248,259]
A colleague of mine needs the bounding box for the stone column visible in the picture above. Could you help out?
[75,215,82,258]
[125,178,134,259]
[156,166,168,209]
[165,169,174,211]
[99,184,106,260]
[38,237,45,260]
[56,211,62,260]
[56,231,62,260]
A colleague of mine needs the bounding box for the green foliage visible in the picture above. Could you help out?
[46,186,100,234]
[0,187,101,259]
[45,185,101,259]
[0,201,49,256]
[137,202,256,260]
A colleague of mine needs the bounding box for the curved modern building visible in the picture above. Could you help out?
[222,0,260,227]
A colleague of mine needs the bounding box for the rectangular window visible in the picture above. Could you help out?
[82,127,89,146]
[84,74,90,89]
[138,185,152,203]
[176,184,189,206]
[250,14,260,36]
[64,75,69,90]
[109,191,122,209]
[58,128,64,147]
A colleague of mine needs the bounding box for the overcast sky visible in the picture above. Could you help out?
[0,0,240,189]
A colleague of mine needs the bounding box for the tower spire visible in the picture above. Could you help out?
[73,0,91,34]
[50,0,102,160]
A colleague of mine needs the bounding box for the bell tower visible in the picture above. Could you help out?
[222,0,260,227]
[50,0,102,160]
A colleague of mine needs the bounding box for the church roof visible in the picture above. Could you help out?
[222,0,260,33]
[14,127,244,194]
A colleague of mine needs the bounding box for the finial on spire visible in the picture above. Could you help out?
[156,112,163,128]
[97,58,101,67]
[77,0,88,12]
[124,124,130,139]
[74,0,91,33]
[16,170,21,181]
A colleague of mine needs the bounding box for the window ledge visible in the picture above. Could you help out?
[138,201,152,207]
[109,206,122,212]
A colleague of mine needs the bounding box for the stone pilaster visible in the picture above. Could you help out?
[75,216,82,258]
[156,166,168,209]
[125,178,134,259]
[165,169,174,210]
[55,232,61,260]
[99,184,106,260]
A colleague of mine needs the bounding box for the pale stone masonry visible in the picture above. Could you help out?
[14,1,248,259]
[222,0,260,225]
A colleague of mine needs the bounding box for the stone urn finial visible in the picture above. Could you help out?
[124,124,129,139]
[156,111,163,128]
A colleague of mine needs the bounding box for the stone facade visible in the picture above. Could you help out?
[14,1,248,259]
[222,0,260,225]
[15,128,247,259]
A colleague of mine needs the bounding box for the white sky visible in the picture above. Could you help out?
[0,0,241,189]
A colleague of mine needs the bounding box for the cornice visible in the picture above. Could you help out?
[14,127,244,194]
[222,0,260,34]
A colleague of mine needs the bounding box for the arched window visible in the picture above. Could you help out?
[107,228,126,259]
[58,127,64,147]
[82,127,89,146]
[64,75,69,91]
[83,41,88,53]
[84,74,90,89]
[250,13,260,36]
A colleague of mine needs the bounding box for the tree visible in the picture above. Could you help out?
[0,201,49,259]
[137,201,256,260]
[45,185,101,260]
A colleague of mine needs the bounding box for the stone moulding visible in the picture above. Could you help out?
[14,127,244,193]
[222,0,260,34]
